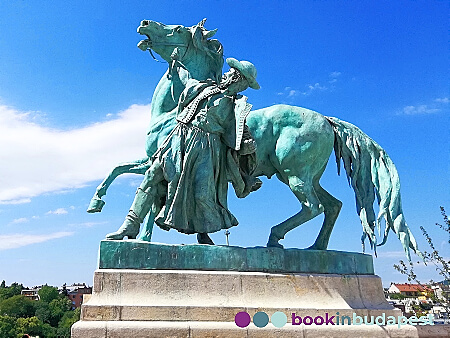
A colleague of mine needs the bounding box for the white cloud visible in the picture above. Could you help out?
[399,97,449,116]
[303,83,327,95]
[0,231,74,250]
[0,104,150,203]
[11,217,28,224]
[402,105,440,115]
[434,97,449,104]
[0,198,31,205]
[69,221,108,228]
[376,251,407,259]
[329,71,342,78]
[288,90,300,98]
[46,208,68,215]
[329,72,342,84]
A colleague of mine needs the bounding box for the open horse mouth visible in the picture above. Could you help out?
[137,21,152,51]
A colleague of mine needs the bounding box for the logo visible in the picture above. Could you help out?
[234,311,435,328]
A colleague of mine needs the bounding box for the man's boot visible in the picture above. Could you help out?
[106,188,154,240]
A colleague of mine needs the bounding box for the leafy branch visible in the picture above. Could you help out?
[394,206,449,316]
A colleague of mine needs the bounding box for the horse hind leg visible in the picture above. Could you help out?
[267,175,324,249]
[307,181,342,250]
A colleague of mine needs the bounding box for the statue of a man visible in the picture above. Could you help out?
[106,58,261,244]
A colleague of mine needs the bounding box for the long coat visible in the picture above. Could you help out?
[153,80,252,234]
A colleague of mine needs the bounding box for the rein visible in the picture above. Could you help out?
[145,39,192,103]
[145,41,190,66]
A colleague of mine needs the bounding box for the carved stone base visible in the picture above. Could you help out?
[71,244,449,337]
[72,320,450,338]
[69,268,447,337]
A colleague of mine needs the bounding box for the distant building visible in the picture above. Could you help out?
[432,282,450,301]
[62,283,92,309]
[388,283,432,297]
[21,287,41,301]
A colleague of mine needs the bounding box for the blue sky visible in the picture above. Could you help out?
[0,1,448,288]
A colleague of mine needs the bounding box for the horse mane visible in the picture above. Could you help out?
[205,39,224,83]
[190,22,224,83]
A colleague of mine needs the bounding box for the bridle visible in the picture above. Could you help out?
[143,37,191,78]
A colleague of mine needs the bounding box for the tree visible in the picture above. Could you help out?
[389,293,406,300]
[394,206,449,315]
[37,285,59,304]
[57,307,80,338]
[0,315,17,338]
[0,283,23,301]
[34,301,51,325]
[0,295,35,318]
[16,317,43,337]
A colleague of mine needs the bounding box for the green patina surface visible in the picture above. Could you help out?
[87,19,422,262]
[99,240,374,275]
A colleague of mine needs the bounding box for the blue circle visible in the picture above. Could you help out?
[253,311,269,328]
[271,311,287,328]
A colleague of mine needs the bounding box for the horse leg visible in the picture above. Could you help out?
[87,158,150,213]
[267,175,324,248]
[307,180,342,250]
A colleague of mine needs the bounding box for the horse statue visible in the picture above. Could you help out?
[88,19,421,260]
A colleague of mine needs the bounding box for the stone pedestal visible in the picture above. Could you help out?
[72,241,449,337]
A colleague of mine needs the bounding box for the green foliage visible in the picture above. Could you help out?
[38,285,59,303]
[55,307,80,338]
[0,283,23,301]
[34,300,51,324]
[394,206,450,316]
[15,316,42,337]
[48,297,72,327]
[0,315,17,338]
[389,293,406,300]
[59,307,80,328]
[0,283,81,337]
[0,295,35,318]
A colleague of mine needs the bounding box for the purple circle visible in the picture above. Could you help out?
[235,311,251,328]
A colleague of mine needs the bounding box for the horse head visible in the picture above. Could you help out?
[137,19,223,82]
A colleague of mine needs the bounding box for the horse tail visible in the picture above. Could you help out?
[325,116,421,261]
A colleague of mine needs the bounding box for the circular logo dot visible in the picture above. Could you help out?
[253,311,269,328]
[235,311,251,328]
[271,311,287,328]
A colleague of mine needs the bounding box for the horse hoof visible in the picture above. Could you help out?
[267,243,284,249]
[267,233,284,249]
[87,198,105,213]
[306,244,324,250]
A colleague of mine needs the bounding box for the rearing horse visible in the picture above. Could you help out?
[88,19,223,240]
[88,19,421,260]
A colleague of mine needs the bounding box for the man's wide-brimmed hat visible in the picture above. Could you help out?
[226,58,260,90]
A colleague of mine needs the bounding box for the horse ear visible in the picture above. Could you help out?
[192,25,204,50]
[203,28,217,39]
[197,18,207,27]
